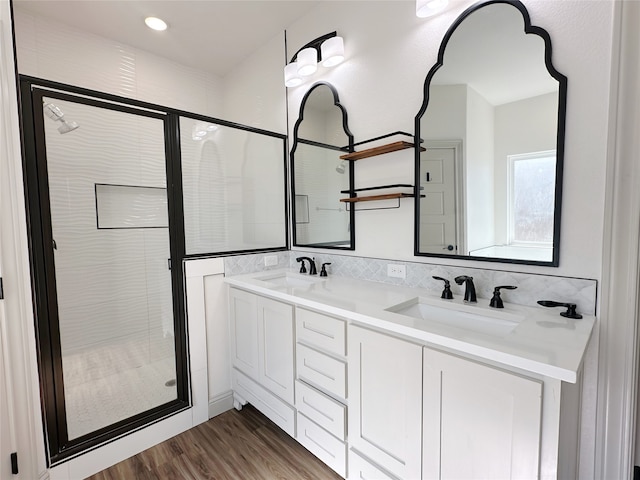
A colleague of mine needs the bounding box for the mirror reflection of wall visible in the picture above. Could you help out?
[416,0,566,265]
[294,144,350,245]
[292,83,354,249]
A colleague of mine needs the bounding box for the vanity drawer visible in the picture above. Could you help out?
[296,308,346,356]
[296,344,347,400]
[348,449,399,480]
[296,412,347,478]
[295,380,346,441]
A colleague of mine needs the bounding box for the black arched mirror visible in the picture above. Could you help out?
[415,0,566,266]
[291,82,355,249]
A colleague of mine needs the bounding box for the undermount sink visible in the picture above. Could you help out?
[385,296,522,336]
[256,272,324,288]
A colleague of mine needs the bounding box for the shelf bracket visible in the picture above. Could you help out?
[345,198,402,212]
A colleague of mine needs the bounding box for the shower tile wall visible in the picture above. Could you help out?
[45,100,171,357]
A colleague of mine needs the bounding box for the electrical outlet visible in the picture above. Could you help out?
[264,255,278,267]
[387,264,406,279]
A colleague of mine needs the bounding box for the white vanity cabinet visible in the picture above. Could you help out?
[229,287,295,435]
[348,325,423,480]
[423,348,543,480]
[225,271,593,480]
[347,326,562,480]
[294,307,348,477]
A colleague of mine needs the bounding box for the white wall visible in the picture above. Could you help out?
[285,0,614,281]
[494,92,558,242]
[465,86,495,253]
[1,3,48,478]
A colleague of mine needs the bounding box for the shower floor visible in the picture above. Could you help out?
[62,334,177,440]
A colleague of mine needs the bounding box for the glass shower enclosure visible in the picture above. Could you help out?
[21,85,188,463]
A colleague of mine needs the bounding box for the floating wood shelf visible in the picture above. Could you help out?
[340,141,426,161]
[340,193,419,203]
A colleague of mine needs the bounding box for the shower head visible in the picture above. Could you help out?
[57,118,79,134]
[336,160,347,174]
[43,103,65,121]
[43,102,79,134]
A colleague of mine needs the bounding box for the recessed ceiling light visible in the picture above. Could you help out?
[145,17,167,31]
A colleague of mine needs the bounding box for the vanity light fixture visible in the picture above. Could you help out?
[284,31,345,87]
[321,36,345,67]
[145,16,167,31]
[284,63,303,87]
[297,48,318,76]
[416,0,449,18]
[192,122,218,141]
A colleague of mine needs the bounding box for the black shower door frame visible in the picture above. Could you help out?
[19,78,189,465]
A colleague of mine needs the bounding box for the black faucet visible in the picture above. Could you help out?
[489,285,517,308]
[296,256,317,275]
[454,275,477,303]
[432,276,453,299]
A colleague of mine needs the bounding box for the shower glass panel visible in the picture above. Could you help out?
[42,96,178,440]
[180,117,287,255]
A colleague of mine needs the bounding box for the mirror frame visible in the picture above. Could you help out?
[291,82,356,250]
[414,0,567,267]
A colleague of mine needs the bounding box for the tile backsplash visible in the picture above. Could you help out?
[223,250,598,316]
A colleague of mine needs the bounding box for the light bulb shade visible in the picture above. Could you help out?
[297,48,318,76]
[284,62,303,87]
[416,0,449,17]
[321,36,344,67]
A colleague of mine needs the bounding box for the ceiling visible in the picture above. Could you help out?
[12,0,321,76]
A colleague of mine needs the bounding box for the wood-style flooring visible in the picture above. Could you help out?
[87,405,343,480]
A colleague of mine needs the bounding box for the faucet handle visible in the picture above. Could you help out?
[296,257,307,274]
[432,276,453,299]
[537,300,583,319]
[320,263,332,277]
[489,285,517,308]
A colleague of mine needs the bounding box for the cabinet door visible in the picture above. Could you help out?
[229,288,259,380]
[423,348,542,480]
[349,326,423,480]
[258,297,294,404]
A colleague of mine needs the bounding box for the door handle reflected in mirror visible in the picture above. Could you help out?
[443,245,454,251]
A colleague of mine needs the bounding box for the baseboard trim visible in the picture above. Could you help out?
[209,391,234,418]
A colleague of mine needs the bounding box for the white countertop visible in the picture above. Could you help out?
[224,268,596,383]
